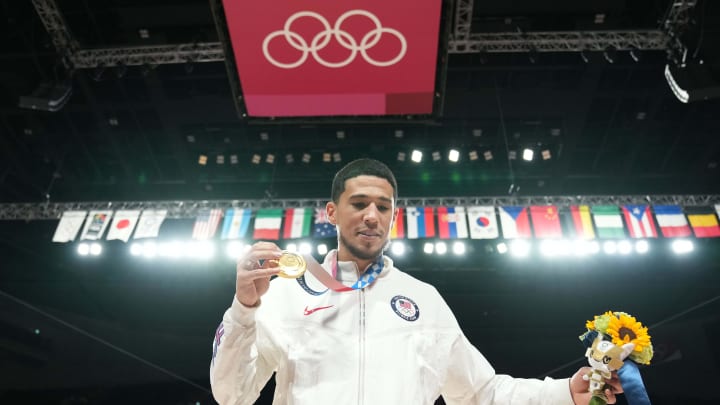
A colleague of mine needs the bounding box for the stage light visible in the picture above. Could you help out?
[603,241,618,255]
[198,155,207,165]
[216,155,225,165]
[472,128,482,137]
[411,150,423,163]
[432,151,441,161]
[394,130,404,138]
[260,132,269,141]
[522,148,534,161]
[397,152,406,162]
[496,242,508,254]
[317,243,328,255]
[285,243,297,252]
[230,154,238,165]
[508,150,517,160]
[484,150,493,161]
[452,241,466,255]
[298,242,312,255]
[302,153,311,163]
[635,240,649,254]
[130,243,143,256]
[435,242,447,255]
[285,153,294,164]
[540,240,564,257]
[469,150,479,161]
[323,153,331,162]
[603,46,617,64]
[333,152,342,163]
[448,149,460,162]
[336,130,345,139]
[509,240,531,257]
[423,242,434,254]
[77,243,90,256]
[89,243,102,256]
[142,241,158,258]
[265,154,275,164]
[541,149,551,160]
[251,154,261,164]
[617,240,632,255]
[390,241,405,256]
[671,239,694,254]
[226,241,246,259]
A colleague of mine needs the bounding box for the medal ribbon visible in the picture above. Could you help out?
[296,251,384,296]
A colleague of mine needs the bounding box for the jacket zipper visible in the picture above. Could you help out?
[357,287,366,405]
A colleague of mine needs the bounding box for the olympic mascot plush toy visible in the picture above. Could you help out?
[580,311,654,405]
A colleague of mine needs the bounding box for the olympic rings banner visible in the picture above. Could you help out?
[220,0,443,117]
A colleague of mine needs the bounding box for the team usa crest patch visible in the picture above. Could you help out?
[390,295,419,321]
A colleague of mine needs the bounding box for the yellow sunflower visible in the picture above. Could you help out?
[606,312,652,358]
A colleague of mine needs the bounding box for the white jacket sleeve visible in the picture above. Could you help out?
[210,297,277,405]
[441,334,575,405]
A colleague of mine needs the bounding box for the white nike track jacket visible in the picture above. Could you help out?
[210,251,574,405]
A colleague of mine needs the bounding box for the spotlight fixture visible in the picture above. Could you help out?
[265,153,275,164]
[411,150,423,163]
[251,154,261,164]
[323,153,331,162]
[394,130,404,138]
[468,150,479,161]
[483,150,493,161]
[230,154,238,165]
[472,128,482,137]
[522,148,534,161]
[336,130,345,139]
[302,153,311,163]
[541,149,551,160]
[259,132,269,141]
[448,149,460,162]
[603,46,617,64]
[397,152,406,162]
[508,150,517,160]
[432,151,441,161]
[216,155,225,165]
[198,154,208,165]
[285,153,294,164]
[333,152,342,163]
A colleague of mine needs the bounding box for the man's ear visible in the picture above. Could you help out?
[326,201,337,225]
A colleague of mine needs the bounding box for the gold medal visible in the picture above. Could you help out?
[273,251,307,279]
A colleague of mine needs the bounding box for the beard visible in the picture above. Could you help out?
[338,232,389,262]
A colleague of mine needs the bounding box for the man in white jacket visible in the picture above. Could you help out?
[210,158,623,405]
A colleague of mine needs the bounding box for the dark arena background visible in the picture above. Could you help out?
[1,1,720,404]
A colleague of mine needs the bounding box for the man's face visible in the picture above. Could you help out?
[327,175,397,264]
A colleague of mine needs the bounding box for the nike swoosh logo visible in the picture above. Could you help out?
[303,305,334,316]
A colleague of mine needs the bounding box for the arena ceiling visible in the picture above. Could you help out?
[1,1,719,404]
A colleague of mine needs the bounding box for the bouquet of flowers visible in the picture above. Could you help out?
[580,311,654,405]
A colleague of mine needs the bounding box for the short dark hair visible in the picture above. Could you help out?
[331,158,398,203]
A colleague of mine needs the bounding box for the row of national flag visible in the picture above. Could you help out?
[51,204,720,243]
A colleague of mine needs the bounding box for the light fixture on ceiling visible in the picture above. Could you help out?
[336,130,345,139]
[508,150,517,160]
[251,154,261,164]
[322,153,331,163]
[198,154,207,165]
[302,153,311,163]
[522,148,534,161]
[394,130,404,138]
[468,150,479,161]
[333,152,342,163]
[259,132,269,141]
[448,149,460,162]
[285,153,294,164]
[484,150,493,161]
[230,154,238,165]
[541,149,551,160]
[432,151,441,161]
[472,128,482,137]
[411,150,423,163]
[216,155,225,165]
[397,151,406,162]
[265,154,275,164]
